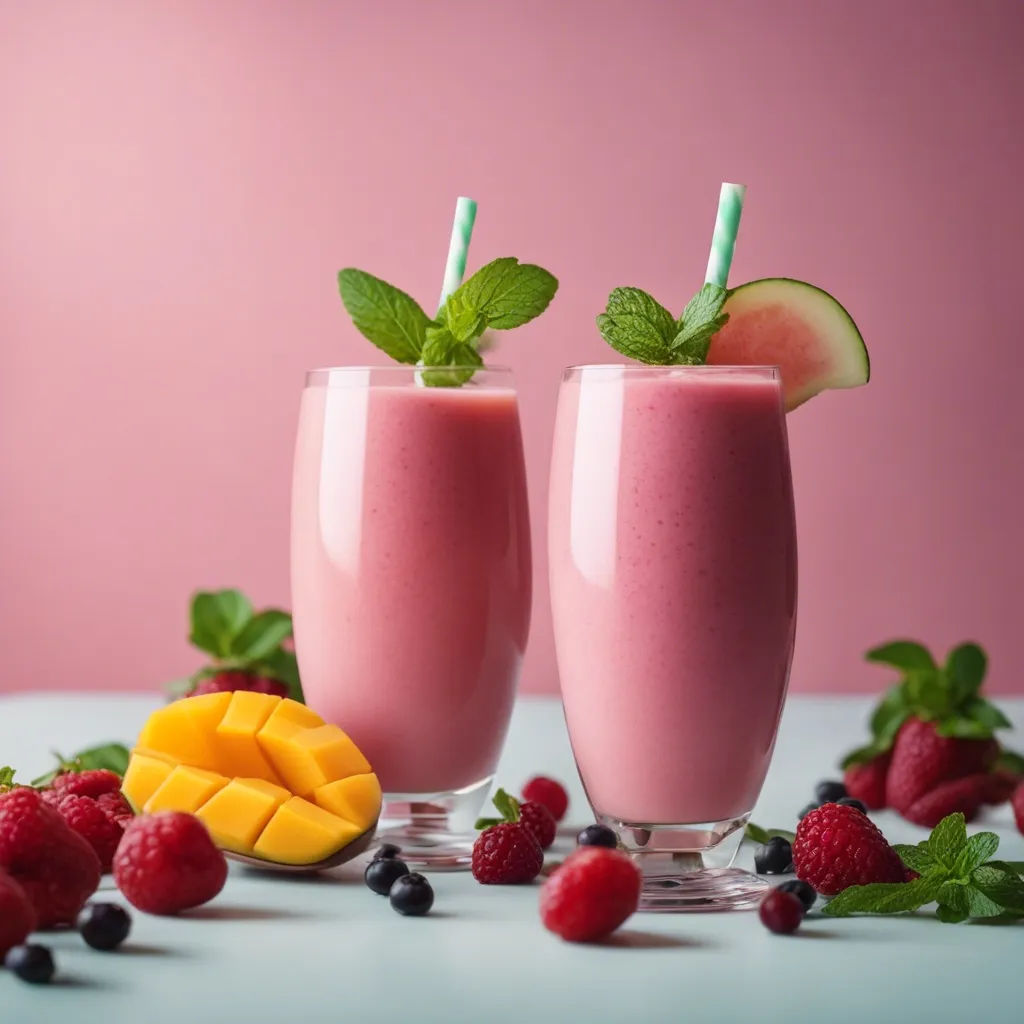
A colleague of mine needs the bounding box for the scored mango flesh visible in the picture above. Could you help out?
[122,693,381,865]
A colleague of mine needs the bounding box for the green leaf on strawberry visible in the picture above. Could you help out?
[474,787,522,829]
[0,766,16,790]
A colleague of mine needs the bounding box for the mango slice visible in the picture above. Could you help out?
[123,693,380,865]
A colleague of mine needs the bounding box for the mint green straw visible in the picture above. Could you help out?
[704,183,747,288]
[438,196,478,310]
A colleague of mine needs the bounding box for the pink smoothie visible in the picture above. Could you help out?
[548,366,797,825]
[291,371,531,795]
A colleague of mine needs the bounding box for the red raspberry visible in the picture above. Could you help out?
[1010,780,1024,835]
[96,791,136,828]
[793,803,905,896]
[843,752,890,811]
[113,812,227,915]
[902,773,991,828]
[248,677,290,698]
[53,769,123,800]
[540,847,641,942]
[758,889,804,935]
[518,801,556,850]
[0,871,36,957]
[0,787,101,927]
[57,795,124,872]
[191,671,253,697]
[522,777,569,823]
[471,823,543,885]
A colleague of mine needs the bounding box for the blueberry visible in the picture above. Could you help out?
[365,856,410,895]
[373,843,402,861]
[754,836,794,874]
[389,873,434,916]
[77,902,132,951]
[837,796,868,814]
[4,945,55,984]
[798,802,818,820]
[776,879,817,911]
[577,824,618,849]
[814,780,848,804]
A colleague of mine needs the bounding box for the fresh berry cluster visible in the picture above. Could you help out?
[472,788,553,885]
[190,672,289,699]
[363,844,434,916]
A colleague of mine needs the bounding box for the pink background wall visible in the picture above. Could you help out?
[2,0,1023,697]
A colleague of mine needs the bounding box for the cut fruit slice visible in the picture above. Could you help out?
[122,693,381,866]
[707,278,869,410]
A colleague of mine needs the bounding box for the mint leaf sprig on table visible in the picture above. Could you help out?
[166,588,303,703]
[823,813,1024,923]
[842,639,1017,769]
[338,258,558,387]
[596,282,730,365]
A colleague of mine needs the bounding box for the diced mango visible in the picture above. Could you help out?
[197,778,290,854]
[144,766,229,814]
[314,774,382,831]
[121,752,175,811]
[215,691,283,784]
[136,692,232,773]
[125,693,381,866]
[253,797,364,866]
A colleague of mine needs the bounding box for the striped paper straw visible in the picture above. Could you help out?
[438,196,478,309]
[704,183,747,288]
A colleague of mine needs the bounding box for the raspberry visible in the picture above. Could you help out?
[190,671,253,697]
[793,803,905,896]
[95,792,135,828]
[522,777,568,822]
[248,677,290,698]
[843,752,890,811]
[53,770,123,801]
[518,801,556,850]
[0,872,36,957]
[902,773,990,828]
[1013,781,1024,835]
[113,812,227,915]
[0,787,101,927]
[471,823,543,885]
[56,795,124,873]
[540,847,641,942]
[758,889,804,934]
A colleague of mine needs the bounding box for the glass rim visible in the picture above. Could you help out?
[561,363,780,380]
[304,365,514,387]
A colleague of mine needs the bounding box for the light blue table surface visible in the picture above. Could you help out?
[0,693,1021,1024]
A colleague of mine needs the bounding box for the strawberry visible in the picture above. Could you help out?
[980,769,1019,807]
[0,872,36,957]
[843,752,890,810]
[901,773,991,828]
[885,717,998,816]
[0,787,101,927]
[1011,781,1024,835]
[540,847,641,942]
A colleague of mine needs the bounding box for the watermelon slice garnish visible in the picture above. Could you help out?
[707,278,869,411]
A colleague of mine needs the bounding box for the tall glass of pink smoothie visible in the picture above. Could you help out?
[292,366,532,867]
[549,365,797,909]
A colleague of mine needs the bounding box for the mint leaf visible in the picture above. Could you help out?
[962,697,1012,731]
[866,641,937,674]
[869,684,911,739]
[191,590,253,658]
[996,749,1024,775]
[419,326,483,387]
[670,284,729,365]
[491,788,520,823]
[822,874,943,917]
[936,903,969,924]
[453,258,558,331]
[474,817,502,830]
[338,269,429,364]
[30,742,131,786]
[997,861,1024,876]
[596,288,675,364]
[945,642,987,703]
[440,290,487,344]
[964,885,1006,918]
[937,880,970,916]
[0,767,15,788]
[744,823,796,844]
[840,742,889,769]
[252,647,304,704]
[894,842,935,874]
[973,864,1024,913]
[953,832,1000,877]
[935,716,996,740]
[230,610,293,662]
[929,813,968,869]
[905,671,951,719]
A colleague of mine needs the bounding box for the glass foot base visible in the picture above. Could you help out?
[597,810,764,912]
[377,776,492,871]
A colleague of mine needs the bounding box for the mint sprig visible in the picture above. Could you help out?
[474,787,522,830]
[168,589,304,703]
[841,639,1013,768]
[595,282,729,365]
[338,258,558,386]
[744,823,796,845]
[823,813,1024,922]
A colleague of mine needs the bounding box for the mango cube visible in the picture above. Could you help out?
[124,693,381,866]
[197,778,290,854]
[253,797,364,866]
[144,765,228,814]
